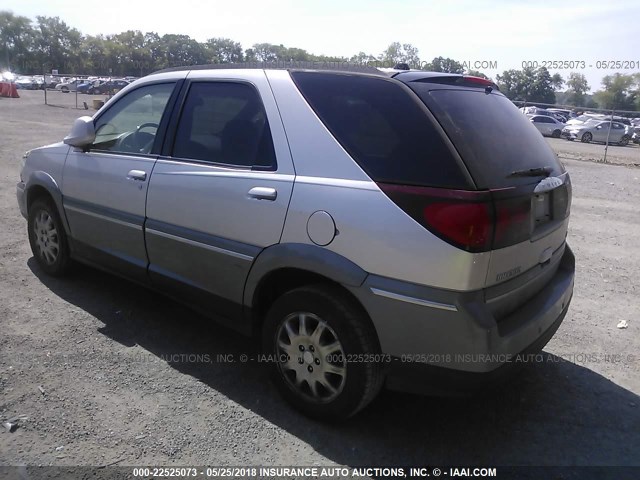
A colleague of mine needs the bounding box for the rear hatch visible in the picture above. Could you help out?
[397,74,571,309]
[291,70,571,311]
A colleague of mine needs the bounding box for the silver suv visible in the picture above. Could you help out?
[17,66,575,420]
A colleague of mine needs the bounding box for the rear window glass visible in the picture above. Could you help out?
[409,86,563,189]
[290,72,470,188]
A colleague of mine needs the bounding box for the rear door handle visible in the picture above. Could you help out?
[247,187,277,201]
[127,170,147,181]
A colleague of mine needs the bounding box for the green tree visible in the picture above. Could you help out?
[143,32,163,70]
[565,73,590,107]
[205,38,243,63]
[160,34,207,68]
[251,43,284,62]
[551,73,564,90]
[496,66,555,103]
[593,73,637,110]
[34,16,82,73]
[0,11,35,72]
[81,34,109,74]
[349,51,377,65]
[380,42,420,67]
[425,56,464,73]
[530,67,556,103]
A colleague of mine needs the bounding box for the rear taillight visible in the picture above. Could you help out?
[378,183,535,253]
[423,202,493,250]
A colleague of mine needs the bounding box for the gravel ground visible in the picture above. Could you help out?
[1,92,638,471]
[546,137,640,167]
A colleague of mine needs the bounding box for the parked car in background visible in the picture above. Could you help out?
[633,132,640,144]
[34,75,59,89]
[547,108,575,121]
[77,80,105,94]
[17,66,575,420]
[562,120,630,145]
[565,114,603,127]
[89,79,129,94]
[15,76,39,90]
[551,113,568,123]
[55,79,90,93]
[528,114,565,137]
[611,117,637,138]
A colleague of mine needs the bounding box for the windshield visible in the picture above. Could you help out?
[408,86,563,189]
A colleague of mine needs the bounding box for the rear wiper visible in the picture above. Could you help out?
[508,166,553,178]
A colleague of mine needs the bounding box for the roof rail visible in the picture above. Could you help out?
[152,61,386,76]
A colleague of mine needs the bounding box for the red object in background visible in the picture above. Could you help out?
[0,82,20,98]
[8,82,19,98]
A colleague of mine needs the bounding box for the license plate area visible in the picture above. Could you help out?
[533,193,552,227]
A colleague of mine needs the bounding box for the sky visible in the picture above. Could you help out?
[3,0,640,92]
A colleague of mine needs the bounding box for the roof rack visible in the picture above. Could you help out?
[152,61,386,76]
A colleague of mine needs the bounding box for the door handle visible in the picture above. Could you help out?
[247,187,277,201]
[127,170,147,181]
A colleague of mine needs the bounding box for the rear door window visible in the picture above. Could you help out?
[408,85,563,189]
[290,71,470,188]
[172,82,276,169]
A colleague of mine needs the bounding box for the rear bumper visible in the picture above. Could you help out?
[347,245,575,395]
[385,300,569,396]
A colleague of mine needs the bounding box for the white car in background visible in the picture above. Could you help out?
[54,78,88,93]
[562,120,630,145]
[527,114,565,138]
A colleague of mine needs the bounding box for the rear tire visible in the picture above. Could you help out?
[619,136,629,146]
[552,129,561,138]
[28,198,72,277]
[262,284,384,421]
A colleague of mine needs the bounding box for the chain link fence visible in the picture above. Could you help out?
[41,73,133,111]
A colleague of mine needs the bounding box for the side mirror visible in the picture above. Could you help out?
[63,116,96,147]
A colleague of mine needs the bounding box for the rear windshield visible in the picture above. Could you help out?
[290,71,471,188]
[408,85,564,189]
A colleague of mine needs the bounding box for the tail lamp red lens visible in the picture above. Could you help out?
[378,183,533,252]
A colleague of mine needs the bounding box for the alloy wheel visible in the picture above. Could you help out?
[276,312,347,403]
[33,210,59,265]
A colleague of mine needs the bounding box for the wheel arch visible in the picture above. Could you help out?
[25,173,70,235]
[244,243,377,341]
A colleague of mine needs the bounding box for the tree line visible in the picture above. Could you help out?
[1,10,638,111]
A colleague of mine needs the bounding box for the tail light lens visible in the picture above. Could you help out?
[378,183,538,253]
[423,202,493,250]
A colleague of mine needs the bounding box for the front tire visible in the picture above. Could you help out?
[619,136,629,146]
[28,198,72,276]
[262,284,384,421]
[581,132,592,143]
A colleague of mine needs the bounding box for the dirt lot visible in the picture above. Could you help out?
[1,92,639,472]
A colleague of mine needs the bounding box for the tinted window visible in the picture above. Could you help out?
[93,83,175,154]
[172,82,276,168]
[409,86,563,189]
[541,117,554,123]
[291,71,469,188]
